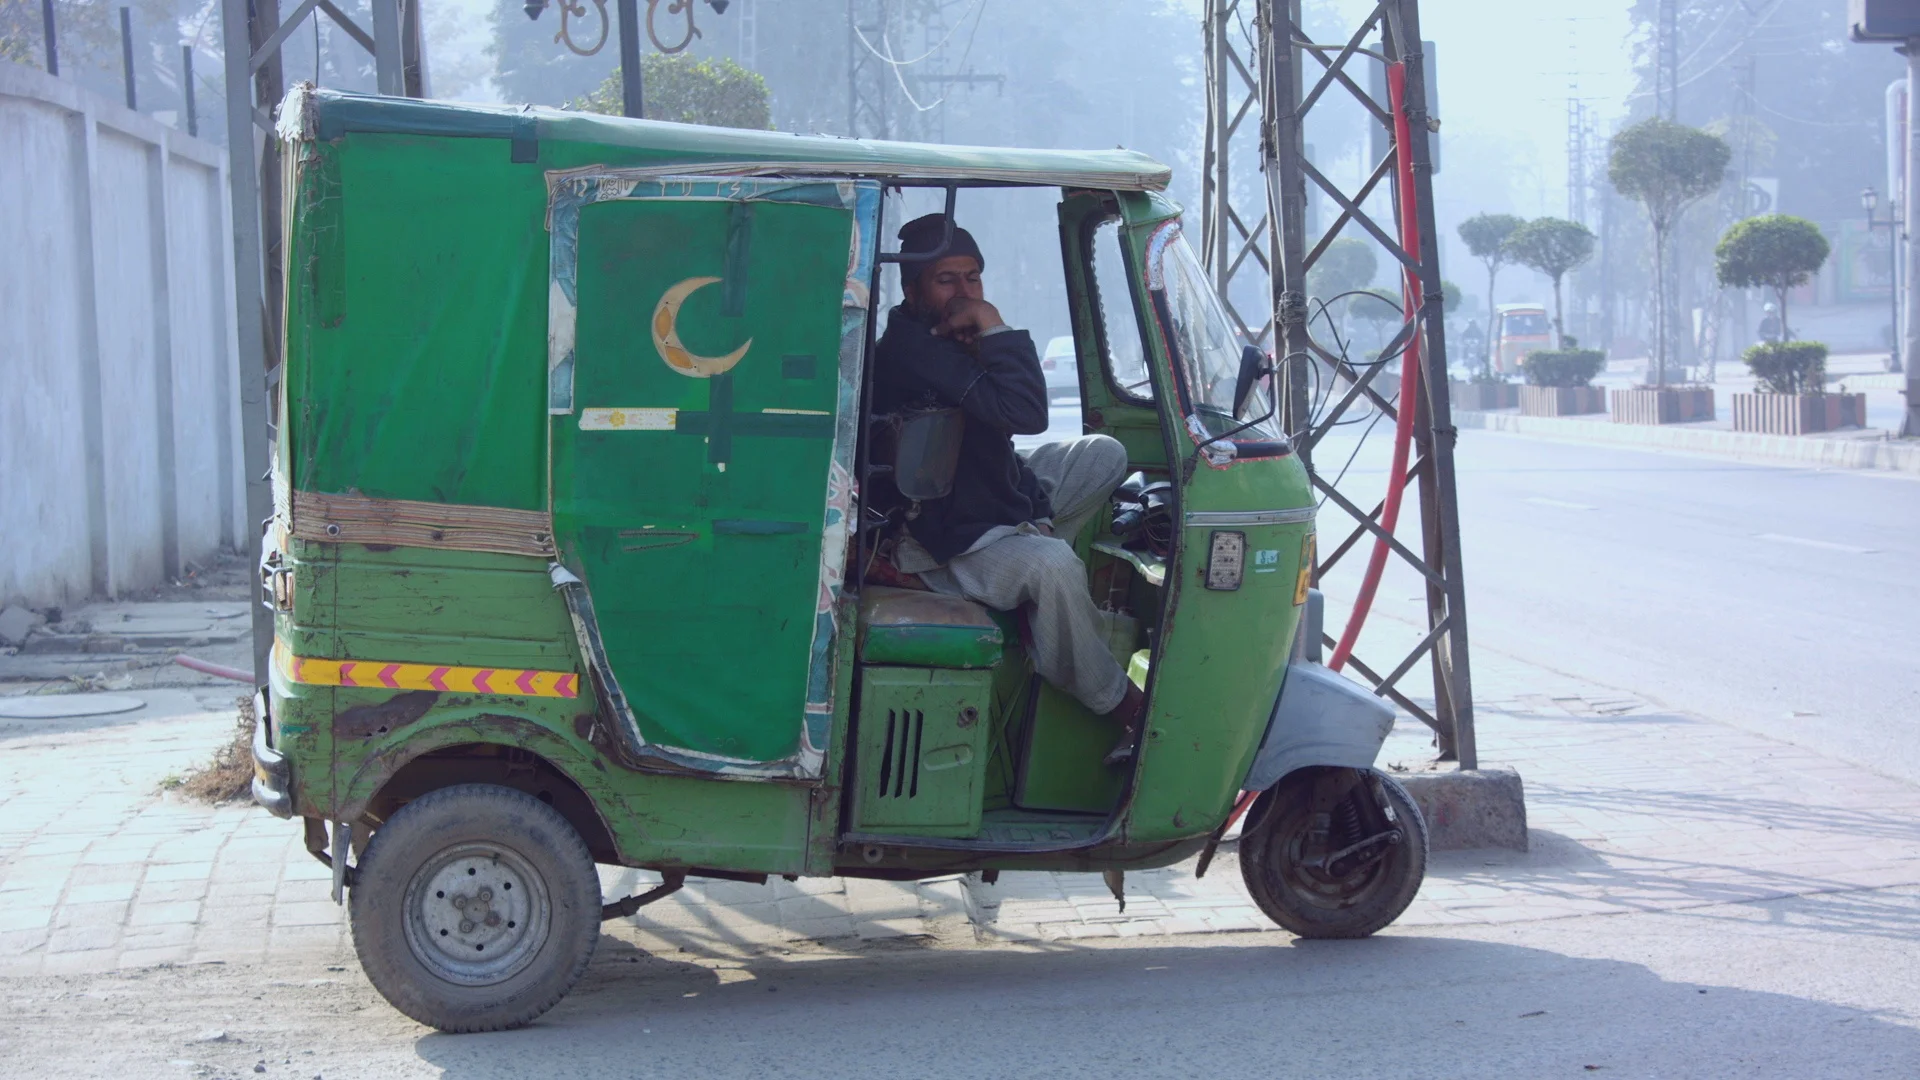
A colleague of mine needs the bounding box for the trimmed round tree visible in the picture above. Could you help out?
[1714,214,1830,346]
[1504,217,1596,349]
[1307,236,1380,334]
[1607,118,1731,387]
[1456,213,1525,371]
[577,55,773,129]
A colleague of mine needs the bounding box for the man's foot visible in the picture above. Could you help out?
[1102,683,1146,767]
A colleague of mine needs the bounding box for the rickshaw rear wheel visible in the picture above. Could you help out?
[348,783,602,1032]
[1239,768,1427,939]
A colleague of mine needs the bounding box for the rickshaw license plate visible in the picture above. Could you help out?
[1205,530,1245,590]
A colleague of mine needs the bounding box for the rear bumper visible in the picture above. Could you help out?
[250,687,293,818]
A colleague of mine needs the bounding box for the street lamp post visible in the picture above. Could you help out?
[1864,186,1904,374]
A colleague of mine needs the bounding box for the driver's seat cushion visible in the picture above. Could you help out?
[858,586,1004,669]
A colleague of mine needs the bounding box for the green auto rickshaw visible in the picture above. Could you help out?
[250,85,1426,1031]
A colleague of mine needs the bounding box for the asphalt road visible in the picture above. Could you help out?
[9,887,1919,1078]
[1311,425,1920,785]
[1027,400,1919,783]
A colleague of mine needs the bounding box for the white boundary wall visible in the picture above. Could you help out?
[1,61,247,609]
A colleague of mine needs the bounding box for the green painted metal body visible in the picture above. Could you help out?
[268,87,1315,880]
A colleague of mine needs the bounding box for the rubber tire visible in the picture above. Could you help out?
[348,784,601,1032]
[1240,769,1428,939]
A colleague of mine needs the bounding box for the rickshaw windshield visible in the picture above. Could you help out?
[1147,225,1283,443]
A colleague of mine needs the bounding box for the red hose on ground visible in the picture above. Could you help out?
[173,654,254,683]
[1327,61,1423,674]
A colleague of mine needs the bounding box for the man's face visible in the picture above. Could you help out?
[908,255,984,316]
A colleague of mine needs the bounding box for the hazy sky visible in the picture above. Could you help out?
[418,0,1644,306]
[426,0,1642,226]
[1416,0,1639,219]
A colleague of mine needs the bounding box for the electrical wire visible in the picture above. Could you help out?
[952,0,989,76]
[851,0,984,68]
[1752,98,1876,130]
[1624,0,1788,103]
[1314,404,1389,512]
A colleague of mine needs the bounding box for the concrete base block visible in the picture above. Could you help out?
[1395,767,1528,851]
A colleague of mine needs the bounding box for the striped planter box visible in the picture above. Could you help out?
[1450,381,1519,410]
[1611,387,1715,425]
[1518,385,1606,417]
[1731,392,1868,435]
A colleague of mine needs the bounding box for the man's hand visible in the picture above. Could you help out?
[932,296,1006,345]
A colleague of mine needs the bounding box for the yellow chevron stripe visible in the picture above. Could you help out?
[274,641,579,699]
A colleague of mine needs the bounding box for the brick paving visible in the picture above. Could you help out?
[3,627,1918,974]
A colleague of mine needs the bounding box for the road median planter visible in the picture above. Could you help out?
[1518,384,1606,417]
[1450,380,1518,410]
[1611,387,1715,425]
[1731,391,1867,434]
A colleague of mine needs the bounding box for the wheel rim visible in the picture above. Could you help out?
[401,842,552,987]
[1268,794,1395,913]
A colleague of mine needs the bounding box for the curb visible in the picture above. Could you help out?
[1455,409,1920,475]
[1396,767,1529,852]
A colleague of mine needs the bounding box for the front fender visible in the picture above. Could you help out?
[1242,660,1395,792]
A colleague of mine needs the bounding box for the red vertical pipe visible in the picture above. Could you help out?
[1327,62,1422,673]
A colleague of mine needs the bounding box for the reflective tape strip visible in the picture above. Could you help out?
[275,641,578,699]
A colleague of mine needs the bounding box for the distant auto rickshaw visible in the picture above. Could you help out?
[1494,303,1551,373]
[251,85,1426,1032]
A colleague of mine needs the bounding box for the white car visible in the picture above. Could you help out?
[1041,335,1080,403]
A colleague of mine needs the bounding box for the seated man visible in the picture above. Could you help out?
[873,213,1145,764]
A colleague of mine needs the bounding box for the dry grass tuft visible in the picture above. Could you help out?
[180,695,256,804]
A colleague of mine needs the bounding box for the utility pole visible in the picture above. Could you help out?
[847,0,891,138]
[1200,0,1275,351]
[1854,5,1920,431]
[1657,0,1678,120]
[1248,0,1477,765]
[221,0,422,682]
[1567,98,1586,225]
[1906,39,1920,434]
[736,0,757,71]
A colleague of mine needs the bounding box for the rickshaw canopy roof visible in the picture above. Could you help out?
[283,87,1172,192]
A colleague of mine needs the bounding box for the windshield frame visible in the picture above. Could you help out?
[1141,220,1289,461]
[1081,210,1157,405]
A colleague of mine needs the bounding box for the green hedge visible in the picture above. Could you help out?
[1742,340,1827,395]
[1519,348,1605,388]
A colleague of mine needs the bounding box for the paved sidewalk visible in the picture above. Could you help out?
[0,689,344,976]
[962,646,1920,940]
[2,621,1917,975]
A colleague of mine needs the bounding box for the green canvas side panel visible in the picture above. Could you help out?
[553,196,852,767]
[289,134,548,510]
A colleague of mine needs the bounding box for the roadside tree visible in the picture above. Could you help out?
[1504,218,1595,349]
[1457,213,1525,371]
[1608,118,1731,387]
[1307,237,1379,342]
[1714,214,1829,345]
[577,55,773,129]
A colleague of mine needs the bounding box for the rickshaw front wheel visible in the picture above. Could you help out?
[348,783,603,1032]
[1239,768,1427,939]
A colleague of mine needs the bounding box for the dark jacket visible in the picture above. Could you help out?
[872,305,1051,564]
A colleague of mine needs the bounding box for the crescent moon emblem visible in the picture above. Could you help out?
[651,276,752,378]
